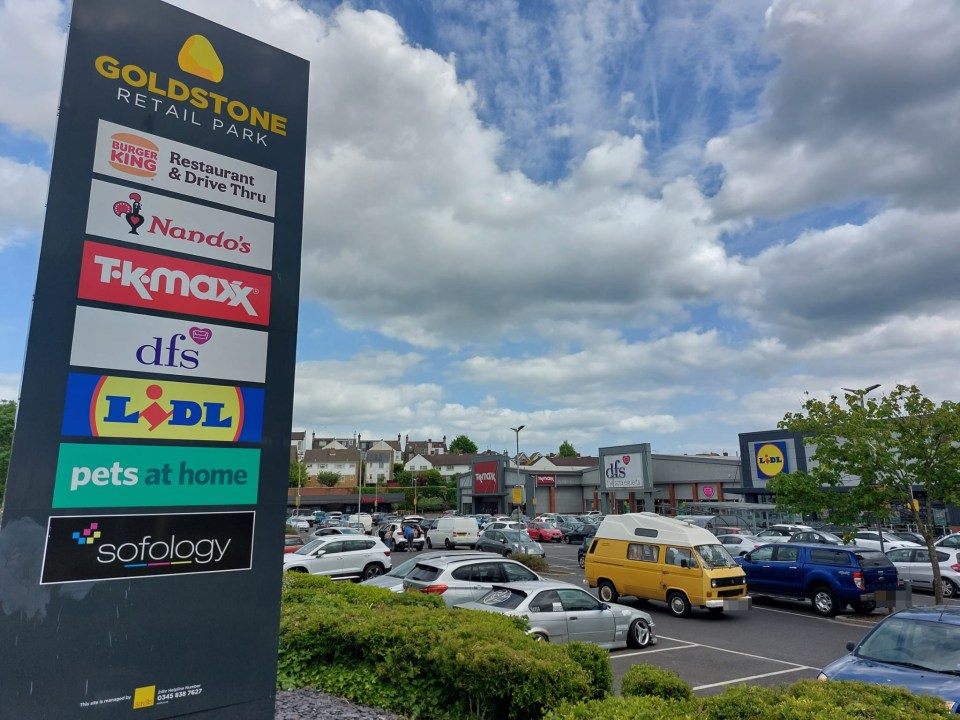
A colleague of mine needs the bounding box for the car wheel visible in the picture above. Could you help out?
[578,554,586,569]
[444,538,452,549]
[810,586,839,617]
[287,567,307,573]
[426,538,433,549]
[503,550,512,557]
[627,619,652,648]
[667,591,692,618]
[598,580,619,603]
[362,563,385,580]
[531,632,549,643]
[942,578,959,599]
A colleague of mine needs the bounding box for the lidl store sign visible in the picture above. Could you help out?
[755,441,789,479]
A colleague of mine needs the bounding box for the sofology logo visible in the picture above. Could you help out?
[52,443,260,509]
[70,307,268,384]
[41,512,255,584]
[78,241,271,325]
[61,372,263,443]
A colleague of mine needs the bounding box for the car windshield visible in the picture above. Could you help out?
[817,532,844,543]
[695,544,738,568]
[293,538,327,555]
[856,617,960,674]
[477,587,527,609]
[502,531,528,543]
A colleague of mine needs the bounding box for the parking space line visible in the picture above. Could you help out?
[692,666,813,691]
[655,635,817,669]
[613,644,698,659]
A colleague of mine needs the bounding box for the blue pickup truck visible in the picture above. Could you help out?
[735,543,898,616]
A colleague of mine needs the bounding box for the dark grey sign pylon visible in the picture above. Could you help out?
[0,1,307,717]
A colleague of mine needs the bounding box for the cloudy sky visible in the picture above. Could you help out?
[1,0,958,458]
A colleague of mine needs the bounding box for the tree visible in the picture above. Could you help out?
[559,440,577,457]
[0,400,15,504]
[449,435,478,454]
[773,384,960,604]
[315,471,341,488]
[289,461,306,488]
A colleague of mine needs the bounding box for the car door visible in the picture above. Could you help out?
[741,545,776,593]
[340,539,373,578]
[768,545,803,596]
[482,530,506,554]
[885,548,914,586]
[907,549,934,590]
[526,589,569,642]
[308,540,346,577]
[556,588,615,645]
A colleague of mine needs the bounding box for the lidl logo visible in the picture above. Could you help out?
[53,443,260,508]
[62,373,263,443]
[41,512,255,584]
[755,441,788,479]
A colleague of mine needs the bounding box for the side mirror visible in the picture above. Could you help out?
[313,550,326,557]
[599,603,610,610]
[499,538,507,544]
[680,559,689,568]
[846,641,856,652]
[742,554,752,563]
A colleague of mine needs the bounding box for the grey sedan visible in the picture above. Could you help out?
[475,529,545,558]
[458,581,657,650]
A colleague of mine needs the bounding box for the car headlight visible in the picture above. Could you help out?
[711,579,718,588]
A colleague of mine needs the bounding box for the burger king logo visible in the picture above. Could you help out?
[109,133,159,178]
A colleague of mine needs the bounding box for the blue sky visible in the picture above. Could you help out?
[2,0,960,458]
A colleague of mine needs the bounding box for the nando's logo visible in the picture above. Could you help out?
[78,241,270,325]
[62,373,263,443]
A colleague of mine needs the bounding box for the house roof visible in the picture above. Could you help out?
[547,456,599,468]
[291,431,305,440]
[365,450,393,463]
[426,453,488,466]
[303,447,360,464]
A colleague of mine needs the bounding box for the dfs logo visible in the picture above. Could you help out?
[62,373,263,443]
[755,442,788,479]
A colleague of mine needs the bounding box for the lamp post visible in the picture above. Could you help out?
[842,384,883,551]
[510,425,525,520]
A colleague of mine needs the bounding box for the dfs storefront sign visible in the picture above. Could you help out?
[604,453,645,488]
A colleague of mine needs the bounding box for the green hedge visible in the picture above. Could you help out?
[278,574,611,720]
[544,678,951,720]
[620,664,693,702]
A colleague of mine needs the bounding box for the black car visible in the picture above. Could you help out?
[475,529,545,558]
[562,523,597,544]
[577,536,593,568]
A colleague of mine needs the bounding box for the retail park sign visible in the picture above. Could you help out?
[0,1,307,718]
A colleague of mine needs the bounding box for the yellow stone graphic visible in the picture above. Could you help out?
[133,685,156,709]
[178,35,223,83]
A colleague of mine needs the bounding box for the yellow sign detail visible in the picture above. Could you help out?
[133,685,156,709]
[178,35,224,83]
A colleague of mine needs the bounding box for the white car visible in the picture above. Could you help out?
[716,533,764,557]
[283,535,391,581]
[852,531,920,552]
[886,546,960,599]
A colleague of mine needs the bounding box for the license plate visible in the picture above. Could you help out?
[724,597,752,611]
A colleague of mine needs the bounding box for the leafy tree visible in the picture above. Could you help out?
[449,434,478,454]
[289,460,306,488]
[559,440,577,457]
[315,471,341,488]
[394,469,413,486]
[773,384,960,604]
[0,400,15,504]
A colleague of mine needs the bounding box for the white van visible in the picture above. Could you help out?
[428,517,479,549]
[345,513,373,534]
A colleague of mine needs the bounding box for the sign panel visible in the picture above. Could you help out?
[0,1,307,717]
[71,306,268,383]
[473,460,499,495]
[86,179,275,270]
[40,511,255,584]
[754,440,789,479]
[603,453,645,488]
[93,120,277,216]
[62,372,264,443]
[536,474,556,486]
[52,444,261,508]
[77,241,272,325]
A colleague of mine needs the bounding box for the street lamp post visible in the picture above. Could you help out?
[842,384,883,551]
[510,425,525,520]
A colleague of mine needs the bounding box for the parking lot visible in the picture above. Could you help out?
[301,525,960,696]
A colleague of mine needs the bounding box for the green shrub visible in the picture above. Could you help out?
[544,695,698,720]
[619,664,693,702]
[278,574,606,720]
[514,553,549,573]
[562,642,612,699]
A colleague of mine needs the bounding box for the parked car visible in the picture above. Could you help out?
[380,521,425,552]
[887,531,927,546]
[402,555,543,606]
[313,526,363,537]
[561,523,598,544]
[458,581,657,649]
[716,533,763,557]
[428,516,479,549]
[787,530,846,546]
[289,518,310,531]
[753,529,792,543]
[360,550,500,592]
[476,529,545,558]
[284,534,305,553]
[283,535,391,581]
[577,536,591,568]
[737,543,898,616]
[526,522,563,543]
[818,605,960,712]
[852,530,920,552]
[886,546,960,599]
[936,533,960,550]
[485,520,524,533]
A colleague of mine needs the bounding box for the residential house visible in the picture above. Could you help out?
[403,435,447,462]
[303,445,360,486]
[362,449,394,485]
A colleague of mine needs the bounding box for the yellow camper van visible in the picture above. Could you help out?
[584,513,750,617]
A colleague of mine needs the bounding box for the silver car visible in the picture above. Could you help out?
[402,555,543,606]
[458,581,657,649]
[886,546,960,599]
[475,529,545,558]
